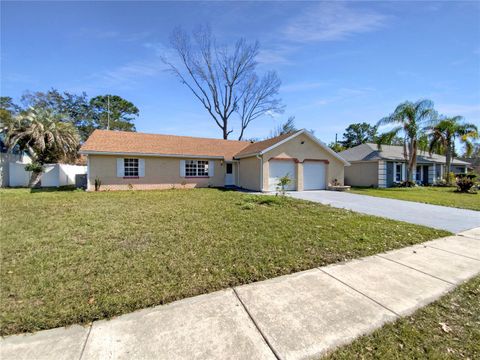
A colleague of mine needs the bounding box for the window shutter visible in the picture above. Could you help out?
[208,160,214,177]
[180,160,186,177]
[117,158,124,177]
[139,159,145,177]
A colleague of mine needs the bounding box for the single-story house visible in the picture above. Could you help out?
[339,143,470,188]
[79,129,350,192]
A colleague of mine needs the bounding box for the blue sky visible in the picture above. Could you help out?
[2,1,480,143]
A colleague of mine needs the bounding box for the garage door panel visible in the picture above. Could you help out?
[269,160,296,191]
[303,161,326,190]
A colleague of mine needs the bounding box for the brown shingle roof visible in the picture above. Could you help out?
[80,130,251,161]
[339,143,470,165]
[233,132,296,158]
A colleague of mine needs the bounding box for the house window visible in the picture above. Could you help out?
[124,158,139,177]
[395,163,402,182]
[185,160,209,177]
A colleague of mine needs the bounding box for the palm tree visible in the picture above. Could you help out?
[427,116,478,184]
[377,99,437,183]
[5,108,80,187]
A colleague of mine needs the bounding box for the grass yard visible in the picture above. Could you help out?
[350,186,479,211]
[0,188,449,336]
[325,275,480,359]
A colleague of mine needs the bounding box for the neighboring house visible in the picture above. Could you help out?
[0,136,32,187]
[79,129,349,192]
[459,156,480,174]
[339,143,470,188]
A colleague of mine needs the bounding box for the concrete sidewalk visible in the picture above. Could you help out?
[2,228,480,360]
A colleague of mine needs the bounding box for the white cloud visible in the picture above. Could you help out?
[282,2,387,43]
[143,42,170,57]
[436,103,480,118]
[257,48,292,65]
[84,59,168,91]
[75,28,151,42]
[281,81,327,93]
[299,86,376,109]
[102,61,166,82]
[3,72,32,83]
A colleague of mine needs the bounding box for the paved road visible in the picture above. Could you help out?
[289,190,480,233]
[2,229,479,360]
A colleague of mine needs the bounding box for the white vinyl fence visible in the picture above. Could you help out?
[0,153,31,187]
[8,162,87,187]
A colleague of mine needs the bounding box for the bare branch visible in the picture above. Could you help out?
[237,71,284,140]
[162,26,268,139]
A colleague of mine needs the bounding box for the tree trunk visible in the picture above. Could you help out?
[28,171,42,188]
[407,140,416,183]
[445,143,452,184]
[238,127,245,141]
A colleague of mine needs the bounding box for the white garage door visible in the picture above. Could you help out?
[303,161,326,190]
[269,160,296,191]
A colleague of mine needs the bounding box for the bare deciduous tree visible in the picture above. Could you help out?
[162,26,283,139]
[238,71,284,140]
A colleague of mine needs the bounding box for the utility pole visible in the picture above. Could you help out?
[107,95,110,130]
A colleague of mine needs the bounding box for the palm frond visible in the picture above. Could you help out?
[376,126,402,150]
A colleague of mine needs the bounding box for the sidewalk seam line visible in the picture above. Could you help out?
[376,255,455,285]
[78,324,92,360]
[425,245,480,262]
[231,287,282,360]
[318,268,401,317]
[457,234,480,241]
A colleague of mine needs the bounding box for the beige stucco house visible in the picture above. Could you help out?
[80,129,349,192]
[340,143,470,188]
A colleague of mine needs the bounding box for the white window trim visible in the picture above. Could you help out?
[416,165,423,182]
[117,158,144,178]
[393,162,404,182]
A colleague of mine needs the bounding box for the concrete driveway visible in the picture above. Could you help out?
[289,191,480,233]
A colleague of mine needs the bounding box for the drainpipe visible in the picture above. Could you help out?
[86,155,90,191]
[256,154,263,192]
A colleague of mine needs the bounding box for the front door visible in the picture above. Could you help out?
[422,165,429,185]
[225,162,235,186]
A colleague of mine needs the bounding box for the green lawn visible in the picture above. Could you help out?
[350,186,479,211]
[325,275,480,359]
[0,188,448,336]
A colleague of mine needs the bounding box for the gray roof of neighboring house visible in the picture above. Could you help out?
[339,143,470,165]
